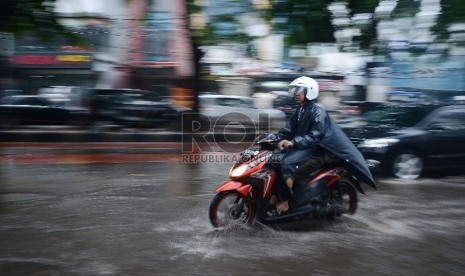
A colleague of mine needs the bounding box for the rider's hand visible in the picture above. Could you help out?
[278,140,293,150]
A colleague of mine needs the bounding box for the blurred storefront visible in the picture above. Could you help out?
[4,0,197,110]
[340,56,465,105]
[9,50,97,94]
[6,16,111,95]
[388,58,465,92]
[126,0,195,109]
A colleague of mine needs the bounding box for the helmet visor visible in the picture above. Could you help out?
[288,86,306,97]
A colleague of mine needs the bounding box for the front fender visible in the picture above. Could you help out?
[345,174,365,195]
[215,181,251,197]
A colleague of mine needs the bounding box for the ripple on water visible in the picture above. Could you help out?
[349,215,421,240]
[153,212,367,261]
[0,193,56,203]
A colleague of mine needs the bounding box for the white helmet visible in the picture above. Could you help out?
[288,76,319,101]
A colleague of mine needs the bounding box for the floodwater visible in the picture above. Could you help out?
[0,161,464,275]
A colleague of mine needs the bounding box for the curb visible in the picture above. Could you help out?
[0,130,258,143]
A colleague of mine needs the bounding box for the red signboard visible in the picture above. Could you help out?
[10,53,93,69]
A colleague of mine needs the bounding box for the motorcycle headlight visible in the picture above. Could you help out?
[229,163,248,179]
[359,138,399,148]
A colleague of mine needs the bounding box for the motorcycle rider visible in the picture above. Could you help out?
[267,76,374,217]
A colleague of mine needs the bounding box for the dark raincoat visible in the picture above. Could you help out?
[276,101,376,189]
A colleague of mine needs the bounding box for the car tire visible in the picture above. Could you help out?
[391,150,424,180]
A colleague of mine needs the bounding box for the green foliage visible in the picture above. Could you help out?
[186,0,202,15]
[271,0,335,46]
[347,0,379,15]
[347,0,380,51]
[0,0,85,45]
[187,0,256,46]
[431,0,465,40]
[391,0,420,18]
[270,0,381,50]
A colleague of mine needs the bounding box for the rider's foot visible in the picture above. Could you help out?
[276,201,289,212]
[266,201,289,217]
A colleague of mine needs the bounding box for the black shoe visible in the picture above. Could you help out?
[266,207,289,217]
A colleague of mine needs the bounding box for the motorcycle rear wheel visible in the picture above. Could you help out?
[333,181,358,215]
[209,191,254,228]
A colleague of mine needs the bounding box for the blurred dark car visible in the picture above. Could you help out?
[340,104,465,179]
[338,101,387,118]
[199,94,287,132]
[271,91,297,118]
[0,95,90,128]
[89,89,185,129]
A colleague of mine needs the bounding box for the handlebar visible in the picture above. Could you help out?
[254,133,288,152]
[254,133,280,145]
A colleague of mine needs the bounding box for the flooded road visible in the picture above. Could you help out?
[0,161,464,275]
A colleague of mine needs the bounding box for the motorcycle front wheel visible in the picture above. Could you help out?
[209,191,254,228]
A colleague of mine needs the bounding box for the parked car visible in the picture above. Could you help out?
[198,94,287,132]
[340,104,465,179]
[37,86,89,108]
[88,88,185,129]
[0,95,90,128]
